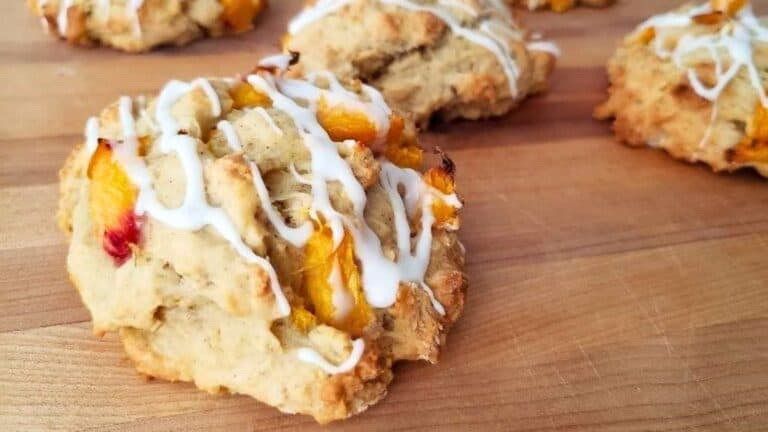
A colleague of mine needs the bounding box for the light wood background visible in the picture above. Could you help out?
[2,1,768,430]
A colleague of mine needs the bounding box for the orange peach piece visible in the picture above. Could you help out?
[551,0,575,13]
[220,0,267,33]
[302,225,372,336]
[87,141,140,264]
[711,0,747,16]
[290,305,318,333]
[384,114,424,169]
[317,97,378,145]
[727,103,768,163]
[423,168,458,228]
[229,82,272,109]
[692,11,727,26]
[634,27,656,45]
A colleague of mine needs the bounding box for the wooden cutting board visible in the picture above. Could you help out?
[2,1,768,430]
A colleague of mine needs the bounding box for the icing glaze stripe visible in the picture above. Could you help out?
[254,107,284,136]
[83,59,461,374]
[296,338,365,374]
[638,2,768,107]
[54,0,144,37]
[112,91,291,318]
[217,120,243,152]
[287,0,524,97]
[252,63,454,314]
[216,119,314,247]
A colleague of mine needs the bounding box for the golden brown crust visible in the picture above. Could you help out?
[595,4,768,177]
[57,143,86,236]
[285,0,556,127]
[28,0,268,52]
[427,231,467,328]
[120,314,394,423]
[380,233,466,364]
[58,70,466,422]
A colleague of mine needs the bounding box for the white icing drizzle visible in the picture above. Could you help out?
[84,117,100,159]
[217,120,243,152]
[638,3,768,108]
[329,261,354,320]
[249,159,314,248]
[53,0,141,37]
[247,72,454,314]
[289,163,313,185]
[128,0,144,37]
[219,110,312,265]
[83,60,460,374]
[699,102,719,149]
[296,338,365,375]
[248,74,406,308]
[109,89,291,319]
[479,18,522,40]
[380,161,463,315]
[522,0,546,10]
[527,41,562,57]
[486,0,513,19]
[56,0,73,35]
[437,0,478,17]
[259,54,296,71]
[388,0,521,96]
[99,0,143,35]
[253,107,284,136]
[248,74,365,247]
[287,0,529,97]
[95,0,111,22]
[287,0,352,34]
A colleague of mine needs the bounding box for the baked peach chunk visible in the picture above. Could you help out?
[643,1,747,45]
[711,0,747,16]
[694,0,747,24]
[229,82,272,109]
[551,0,576,12]
[424,168,459,229]
[87,141,140,265]
[290,305,318,333]
[316,104,425,169]
[727,103,768,163]
[220,0,268,33]
[317,97,378,146]
[384,114,424,170]
[300,224,373,337]
[634,27,656,45]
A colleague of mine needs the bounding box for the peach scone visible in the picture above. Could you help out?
[284,0,558,127]
[57,55,467,422]
[596,0,768,177]
[511,0,614,13]
[27,0,267,52]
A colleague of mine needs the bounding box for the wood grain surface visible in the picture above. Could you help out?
[2,1,768,430]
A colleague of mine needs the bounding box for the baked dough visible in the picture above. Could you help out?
[596,0,768,177]
[512,0,614,12]
[27,0,267,52]
[284,0,558,127]
[57,55,467,422]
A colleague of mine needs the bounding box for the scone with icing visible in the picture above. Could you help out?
[57,55,466,422]
[27,0,267,52]
[596,0,768,177]
[284,0,558,127]
[511,0,614,13]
